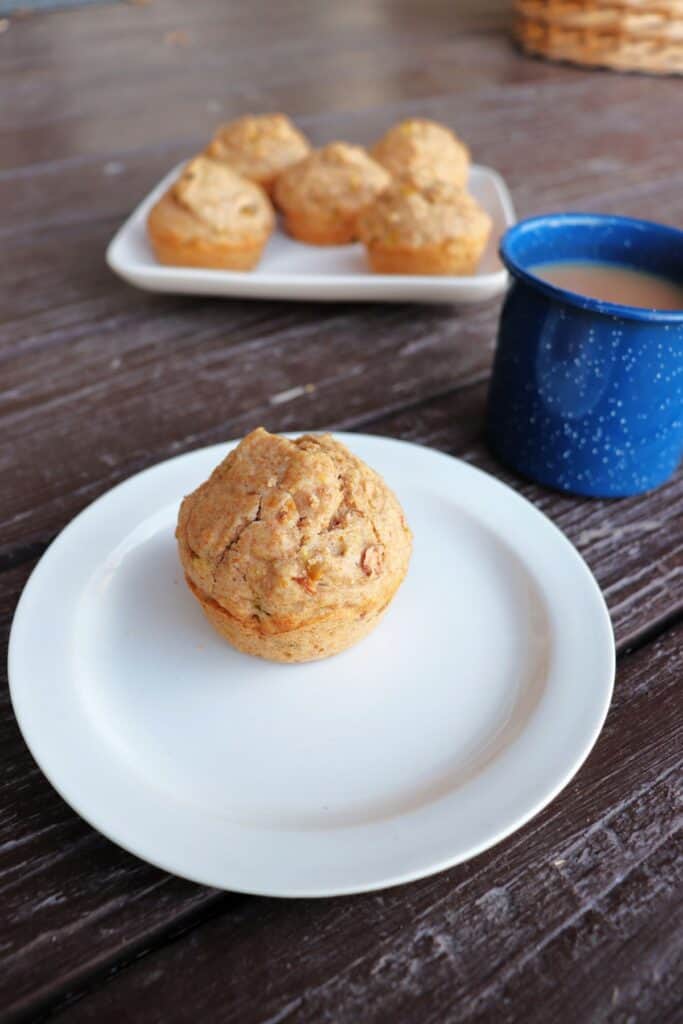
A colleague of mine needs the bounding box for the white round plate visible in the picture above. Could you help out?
[9,434,614,897]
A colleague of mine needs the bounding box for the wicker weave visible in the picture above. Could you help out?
[514,0,683,74]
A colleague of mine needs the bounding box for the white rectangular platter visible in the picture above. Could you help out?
[107,162,515,304]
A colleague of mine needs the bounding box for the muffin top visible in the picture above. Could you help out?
[372,118,470,190]
[358,182,491,249]
[206,113,311,184]
[273,143,391,217]
[177,428,412,633]
[171,155,273,238]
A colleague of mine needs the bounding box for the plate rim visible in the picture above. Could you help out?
[8,434,615,897]
[105,163,516,302]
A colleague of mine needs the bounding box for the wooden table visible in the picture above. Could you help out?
[2,2,682,1021]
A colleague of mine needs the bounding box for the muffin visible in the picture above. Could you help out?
[147,155,274,270]
[205,113,311,197]
[273,143,391,245]
[372,118,470,191]
[358,182,492,276]
[176,428,412,663]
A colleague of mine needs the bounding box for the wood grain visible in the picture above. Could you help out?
[1,1,681,1021]
[0,298,500,557]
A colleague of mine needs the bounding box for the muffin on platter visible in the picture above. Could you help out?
[273,142,391,245]
[206,113,311,196]
[372,117,470,191]
[358,181,491,276]
[147,155,274,270]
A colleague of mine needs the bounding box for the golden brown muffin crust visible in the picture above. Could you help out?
[147,156,274,270]
[273,143,391,244]
[359,182,490,249]
[372,118,470,190]
[177,429,412,659]
[172,156,273,240]
[206,113,311,190]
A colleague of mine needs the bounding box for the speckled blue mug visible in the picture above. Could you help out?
[487,213,683,497]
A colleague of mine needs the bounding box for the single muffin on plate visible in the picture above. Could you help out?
[206,113,311,196]
[372,118,470,191]
[176,428,412,663]
[273,142,391,245]
[147,155,274,270]
[358,181,492,276]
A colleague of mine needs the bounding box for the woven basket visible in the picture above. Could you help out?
[514,0,683,74]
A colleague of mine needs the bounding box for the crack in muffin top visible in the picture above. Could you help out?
[358,182,491,249]
[206,113,311,182]
[172,156,273,238]
[372,118,470,191]
[273,143,391,216]
[177,428,412,632]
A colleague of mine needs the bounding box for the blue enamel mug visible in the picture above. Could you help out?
[486,213,683,497]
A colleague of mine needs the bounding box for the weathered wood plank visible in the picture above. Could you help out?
[16,623,679,1024]
[2,2,682,191]
[0,0,508,85]
[3,68,683,232]
[0,296,500,556]
[0,3,530,173]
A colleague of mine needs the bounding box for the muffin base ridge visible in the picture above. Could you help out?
[186,575,400,663]
[365,236,489,276]
[282,209,363,246]
[147,192,270,270]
